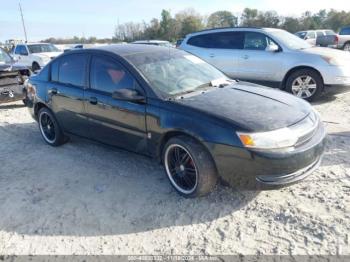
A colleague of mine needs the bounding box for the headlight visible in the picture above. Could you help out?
[237,111,319,150]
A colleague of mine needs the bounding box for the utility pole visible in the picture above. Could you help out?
[19,1,28,43]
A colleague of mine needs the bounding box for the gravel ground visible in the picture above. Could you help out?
[0,92,349,256]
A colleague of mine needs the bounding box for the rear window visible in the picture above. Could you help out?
[316,31,324,37]
[54,54,88,87]
[340,27,350,35]
[187,32,244,49]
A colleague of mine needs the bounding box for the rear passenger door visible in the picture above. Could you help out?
[184,31,244,78]
[49,53,90,137]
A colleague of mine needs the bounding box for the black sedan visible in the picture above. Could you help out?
[26,45,327,197]
[0,48,30,104]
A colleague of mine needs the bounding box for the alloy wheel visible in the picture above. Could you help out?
[164,144,198,194]
[291,75,317,99]
[39,112,56,143]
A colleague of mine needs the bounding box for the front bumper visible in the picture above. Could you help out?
[320,65,350,86]
[205,122,327,189]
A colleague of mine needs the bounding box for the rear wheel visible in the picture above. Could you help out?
[285,69,324,101]
[163,136,217,198]
[343,42,350,52]
[38,107,66,146]
[32,62,40,72]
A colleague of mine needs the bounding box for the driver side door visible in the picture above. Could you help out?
[84,55,148,153]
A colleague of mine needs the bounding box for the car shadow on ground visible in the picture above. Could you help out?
[0,122,259,237]
[0,103,26,110]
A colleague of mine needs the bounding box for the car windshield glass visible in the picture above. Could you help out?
[270,30,312,50]
[27,44,59,53]
[0,48,12,63]
[126,49,228,96]
[295,32,306,39]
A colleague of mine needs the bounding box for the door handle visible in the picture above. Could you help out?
[50,88,58,95]
[243,55,249,60]
[89,97,98,105]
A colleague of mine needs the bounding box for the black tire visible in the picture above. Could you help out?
[285,69,324,102]
[32,62,40,72]
[343,42,350,52]
[163,136,218,198]
[38,107,66,146]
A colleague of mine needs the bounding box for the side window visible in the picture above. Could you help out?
[187,32,244,49]
[58,54,88,87]
[307,32,316,39]
[316,31,324,37]
[340,28,350,35]
[90,56,136,94]
[15,45,28,55]
[244,32,268,50]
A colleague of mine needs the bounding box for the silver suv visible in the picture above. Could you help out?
[180,27,350,101]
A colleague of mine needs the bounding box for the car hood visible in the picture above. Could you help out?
[175,82,312,132]
[301,47,350,62]
[34,52,62,59]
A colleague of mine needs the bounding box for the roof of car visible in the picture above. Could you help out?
[91,44,176,57]
[132,40,170,44]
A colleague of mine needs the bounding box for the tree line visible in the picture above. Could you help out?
[42,8,350,44]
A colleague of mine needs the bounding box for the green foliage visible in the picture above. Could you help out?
[42,8,350,44]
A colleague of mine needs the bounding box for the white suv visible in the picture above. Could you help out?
[12,43,62,71]
[180,27,350,101]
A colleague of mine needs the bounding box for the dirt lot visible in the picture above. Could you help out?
[0,92,349,256]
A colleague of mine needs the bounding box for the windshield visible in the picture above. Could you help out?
[295,32,306,39]
[0,48,12,64]
[270,30,312,50]
[126,49,228,96]
[27,44,59,53]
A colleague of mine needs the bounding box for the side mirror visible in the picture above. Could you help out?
[266,45,279,52]
[112,88,145,103]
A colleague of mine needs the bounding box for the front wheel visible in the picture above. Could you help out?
[32,62,41,72]
[163,136,218,198]
[285,69,324,101]
[38,107,66,146]
[343,42,350,52]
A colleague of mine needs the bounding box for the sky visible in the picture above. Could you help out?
[1,0,349,42]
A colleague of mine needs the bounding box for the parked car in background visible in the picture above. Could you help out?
[316,26,350,51]
[295,30,336,46]
[0,48,30,104]
[26,45,326,197]
[176,39,184,48]
[12,43,62,71]
[132,40,174,48]
[180,27,350,101]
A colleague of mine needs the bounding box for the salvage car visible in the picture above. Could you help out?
[0,48,30,104]
[180,27,350,101]
[26,45,327,197]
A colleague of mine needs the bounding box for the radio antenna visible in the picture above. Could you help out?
[19,1,28,42]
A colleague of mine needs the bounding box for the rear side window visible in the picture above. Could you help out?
[316,31,324,37]
[187,32,244,49]
[90,56,136,94]
[340,27,350,35]
[57,54,88,87]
